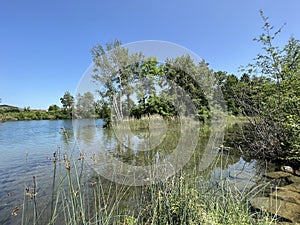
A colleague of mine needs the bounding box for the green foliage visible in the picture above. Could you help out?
[164,56,211,122]
[100,102,112,128]
[92,39,144,122]
[48,104,60,111]
[60,91,75,110]
[239,10,300,165]
[215,71,241,115]
[0,105,20,113]
[58,91,75,119]
[91,42,215,126]
[0,109,54,121]
[146,176,203,224]
[74,92,96,119]
[137,174,274,225]
[0,91,102,121]
[130,95,177,119]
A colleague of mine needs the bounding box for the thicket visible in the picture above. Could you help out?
[223,11,300,166]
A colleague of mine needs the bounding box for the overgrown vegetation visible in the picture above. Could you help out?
[214,11,300,167]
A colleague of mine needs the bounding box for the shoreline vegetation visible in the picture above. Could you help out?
[0,106,73,122]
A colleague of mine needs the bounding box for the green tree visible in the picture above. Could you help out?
[91,41,221,126]
[91,40,144,124]
[100,102,111,128]
[215,71,241,115]
[48,104,61,119]
[60,91,74,110]
[136,57,164,96]
[60,91,74,119]
[130,95,176,119]
[164,56,211,122]
[241,10,300,165]
[74,92,96,119]
[48,104,60,111]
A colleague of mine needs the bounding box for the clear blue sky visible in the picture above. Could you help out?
[1,0,300,109]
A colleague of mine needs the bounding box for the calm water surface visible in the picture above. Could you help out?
[0,119,265,224]
[0,120,91,224]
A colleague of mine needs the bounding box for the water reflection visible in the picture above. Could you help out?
[0,119,272,224]
[210,157,259,191]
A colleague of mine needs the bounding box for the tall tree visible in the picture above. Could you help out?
[164,56,211,122]
[74,92,96,119]
[60,91,74,119]
[215,71,241,115]
[91,40,144,121]
[60,91,75,110]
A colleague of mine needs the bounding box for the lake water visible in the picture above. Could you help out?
[0,119,266,224]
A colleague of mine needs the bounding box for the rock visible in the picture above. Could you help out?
[281,166,294,174]
[269,190,300,205]
[264,171,292,179]
[278,183,300,194]
[295,170,300,177]
[250,197,300,223]
[287,175,300,184]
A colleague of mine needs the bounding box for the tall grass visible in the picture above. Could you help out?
[135,172,276,225]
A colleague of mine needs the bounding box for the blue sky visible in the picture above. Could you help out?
[1,0,300,109]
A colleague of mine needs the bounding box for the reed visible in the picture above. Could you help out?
[134,171,276,225]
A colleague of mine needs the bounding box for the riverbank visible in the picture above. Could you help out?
[0,111,246,123]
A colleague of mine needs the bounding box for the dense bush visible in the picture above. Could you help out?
[236,11,300,166]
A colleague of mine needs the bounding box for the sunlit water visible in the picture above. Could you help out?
[0,119,266,224]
